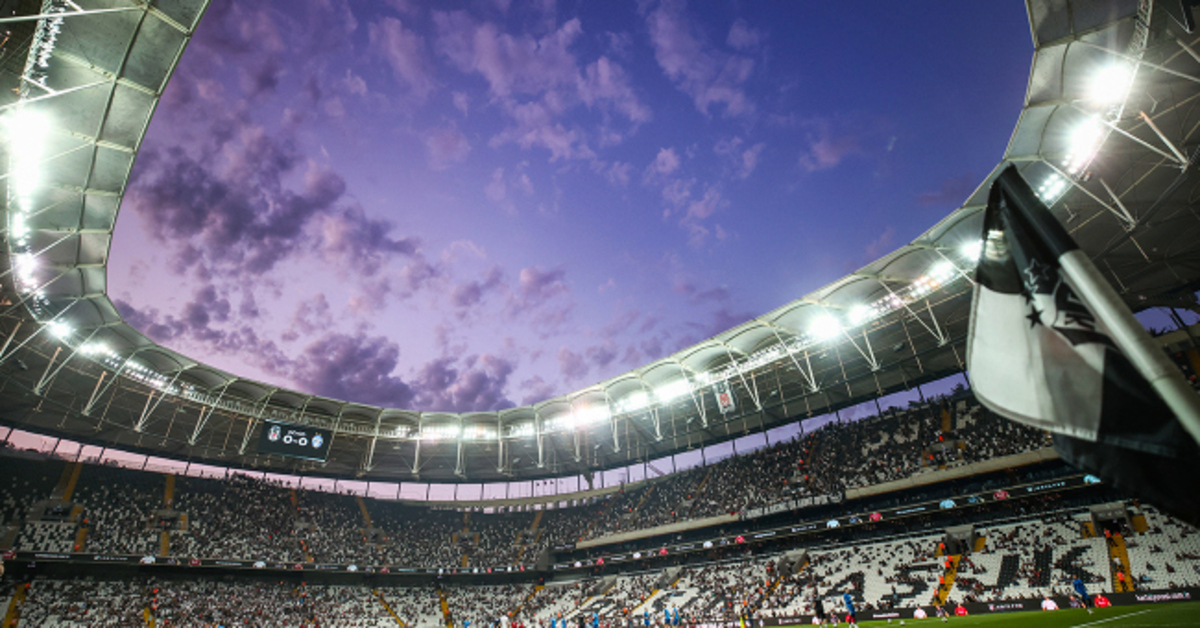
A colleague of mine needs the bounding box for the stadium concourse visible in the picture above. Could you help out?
[5,0,1200,627]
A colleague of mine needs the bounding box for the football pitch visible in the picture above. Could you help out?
[780,602,1200,627]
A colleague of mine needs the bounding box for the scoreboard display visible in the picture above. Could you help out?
[258,420,333,461]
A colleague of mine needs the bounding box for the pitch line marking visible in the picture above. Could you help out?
[1069,608,1153,628]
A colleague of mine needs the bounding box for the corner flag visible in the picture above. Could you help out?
[966,166,1200,525]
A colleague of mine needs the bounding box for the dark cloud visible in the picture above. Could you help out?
[410,354,516,412]
[282,295,334,343]
[519,375,558,406]
[557,346,588,381]
[113,291,289,365]
[317,205,420,276]
[585,340,619,370]
[289,332,415,408]
[451,266,504,309]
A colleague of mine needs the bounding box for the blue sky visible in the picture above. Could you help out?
[108,0,1032,412]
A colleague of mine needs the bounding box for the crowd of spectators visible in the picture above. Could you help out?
[0,394,1055,568]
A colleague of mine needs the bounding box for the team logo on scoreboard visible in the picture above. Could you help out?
[312,434,323,449]
[268,425,281,442]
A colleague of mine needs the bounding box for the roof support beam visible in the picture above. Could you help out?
[602,388,620,453]
[412,415,423,475]
[0,5,141,24]
[237,389,278,455]
[455,417,466,477]
[769,327,818,392]
[675,361,707,428]
[85,346,148,417]
[1043,160,1140,230]
[874,278,947,346]
[535,410,545,468]
[35,326,99,395]
[135,371,180,432]
[0,299,78,365]
[720,344,762,411]
[189,380,234,445]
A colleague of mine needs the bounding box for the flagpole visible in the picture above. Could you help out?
[1058,251,1200,447]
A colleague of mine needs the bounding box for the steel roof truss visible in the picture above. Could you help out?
[189,379,233,445]
[134,370,179,432]
[35,325,97,395]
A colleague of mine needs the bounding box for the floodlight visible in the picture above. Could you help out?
[618,390,650,413]
[808,315,841,341]
[655,379,691,402]
[847,306,872,326]
[47,320,71,339]
[929,260,956,281]
[1088,63,1132,105]
[960,240,983,262]
[81,342,108,356]
[4,108,49,154]
[1064,116,1103,174]
[573,406,610,426]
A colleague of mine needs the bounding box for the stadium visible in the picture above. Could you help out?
[1,0,1200,626]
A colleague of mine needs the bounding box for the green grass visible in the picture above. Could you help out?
[780,601,1200,627]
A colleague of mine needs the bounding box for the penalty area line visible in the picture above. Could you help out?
[1069,609,1153,628]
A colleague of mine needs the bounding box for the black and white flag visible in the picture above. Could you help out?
[713,380,736,414]
[967,166,1200,524]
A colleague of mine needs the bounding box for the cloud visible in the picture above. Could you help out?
[517,265,568,304]
[650,147,681,177]
[918,173,977,207]
[798,125,860,172]
[341,69,368,96]
[368,17,437,100]
[605,161,634,187]
[435,11,581,99]
[316,205,419,276]
[425,126,472,169]
[578,57,652,123]
[290,331,416,407]
[715,136,765,179]
[451,265,504,309]
[434,11,647,161]
[646,0,755,117]
[128,130,330,275]
[452,91,470,114]
[520,375,558,405]
[557,346,589,381]
[726,19,763,51]
[282,294,334,342]
[485,167,508,204]
[410,353,516,412]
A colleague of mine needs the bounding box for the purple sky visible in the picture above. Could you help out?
[108,0,1032,413]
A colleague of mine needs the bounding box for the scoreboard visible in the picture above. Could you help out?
[258,420,333,461]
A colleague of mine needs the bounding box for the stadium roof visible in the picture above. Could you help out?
[2,0,1200,482]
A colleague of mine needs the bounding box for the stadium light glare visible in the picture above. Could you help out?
[616,390,650,413]
[929,260,956,281]
[960,240,983,262]
[47,320,71,339]
[847,306,872,326]
[4,109,49,201]
[81,342,109,356]
[1088,63,1132,105]
[1063,116,1103,174]
[808,315,841,341]
[655,379,691,403]
[572,405,610,426]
